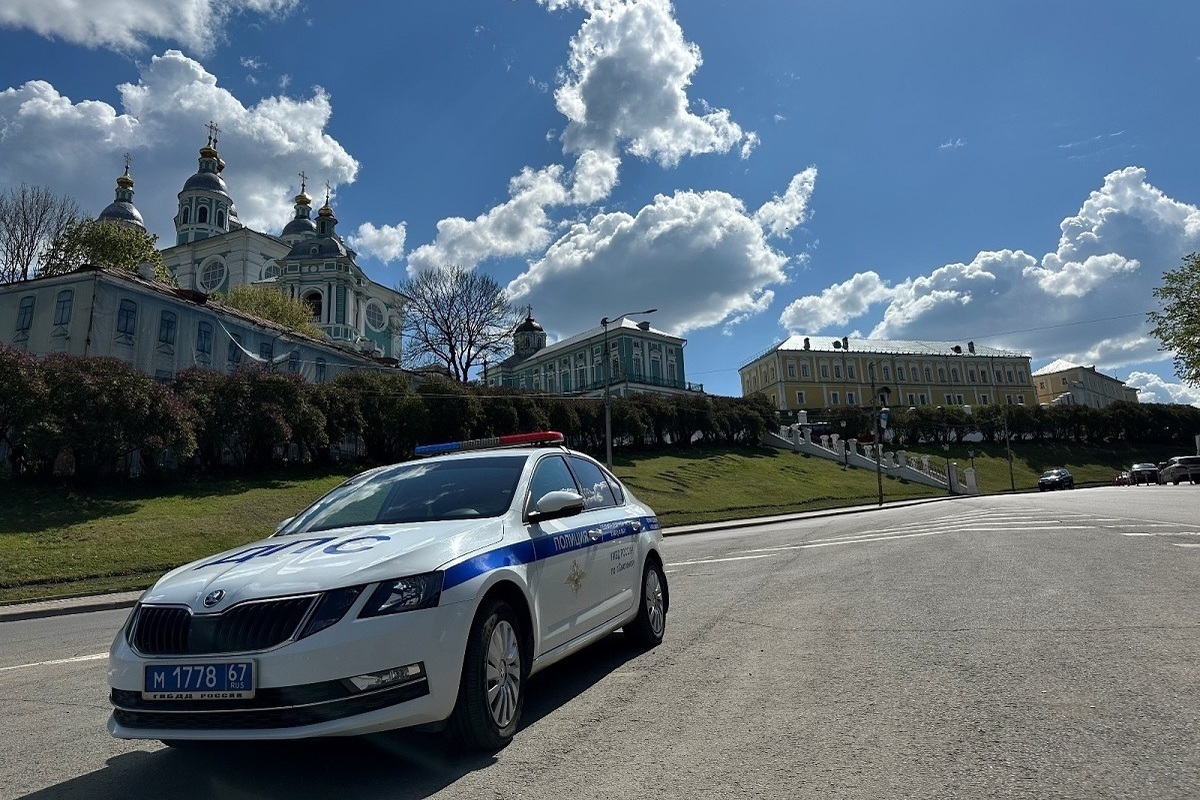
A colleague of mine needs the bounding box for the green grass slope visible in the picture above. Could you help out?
[0,440,1184,603]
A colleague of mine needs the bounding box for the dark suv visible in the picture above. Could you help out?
[1129,463,1159,485]
[1160,456,1200,485]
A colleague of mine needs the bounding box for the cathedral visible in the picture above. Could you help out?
[1,126,407,383]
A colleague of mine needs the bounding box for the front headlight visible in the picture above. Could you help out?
[298,585,366,639]
[359,572,443,618]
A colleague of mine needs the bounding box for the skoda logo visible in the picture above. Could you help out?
[203,589,226,608]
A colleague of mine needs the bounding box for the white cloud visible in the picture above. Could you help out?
[506,188,788,337]
[406,166,569,273]
[0,0,297,55]
[776,167,1200,376]
[779,271,895,333]
[348,222,407,265]
[0,50,357,242]
[755,167,817,239]
[403,0,758,280]
[545,0,754,168]
[938,138,964,150]
[1127,371,1200,406]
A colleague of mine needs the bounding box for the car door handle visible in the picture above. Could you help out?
[629,520,642,533]
[587,529,603,542]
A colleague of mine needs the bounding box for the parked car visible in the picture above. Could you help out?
[1129,463,1159,485]
[108,431,669,751]
[1038,468,1074,491]
[1159,455,1200,485]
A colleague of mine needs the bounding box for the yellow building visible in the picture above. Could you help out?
[1031,360,1139,408]
[739,335,1036,413]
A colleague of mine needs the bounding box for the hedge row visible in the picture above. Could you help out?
[0,346,777,482]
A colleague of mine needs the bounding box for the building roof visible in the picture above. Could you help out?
[743,335,1029,368]
[1031,359,1085,376]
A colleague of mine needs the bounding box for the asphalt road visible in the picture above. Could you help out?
[1,487,1197,799]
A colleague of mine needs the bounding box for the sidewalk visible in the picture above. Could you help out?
[0,495,962,623]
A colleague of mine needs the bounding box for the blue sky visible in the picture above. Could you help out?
[3,0,1200,403]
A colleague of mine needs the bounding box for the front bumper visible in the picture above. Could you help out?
[108,598,473,740]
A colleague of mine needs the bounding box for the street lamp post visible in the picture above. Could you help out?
[1003,405,1016,492]
[602,308,657,468]
[869,366,891,507]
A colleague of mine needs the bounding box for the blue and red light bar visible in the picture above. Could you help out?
[413,431,565,457]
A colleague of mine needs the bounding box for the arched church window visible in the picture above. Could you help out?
[198,206,209,224]
[303,291,323,320]
[181,207,190,224]
[217,210,225,228]
[365,302,386,332]
[262,264,282,279]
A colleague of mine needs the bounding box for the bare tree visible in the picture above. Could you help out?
[399,265,522,381]
[0,184,82,283]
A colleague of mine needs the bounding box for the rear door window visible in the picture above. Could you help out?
[567,456,618,510]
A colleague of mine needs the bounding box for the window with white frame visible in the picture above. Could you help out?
[787,361,796,379]
[796,391,805,404]
[53,290,73,327]
[158,310,177,349]
[116,299,137,340]
[196,321,213,359]
[831,391,840,405]
[821,364,829,379]
[847,391,856,405]
[14,295,34,338]
[801,363,810,379]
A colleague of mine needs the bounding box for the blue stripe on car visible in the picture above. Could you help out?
[442,516,658,590]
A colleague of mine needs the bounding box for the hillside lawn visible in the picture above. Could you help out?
[0,440,1187,603]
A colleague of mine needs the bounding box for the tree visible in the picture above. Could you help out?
[215,284,324,340]
[398,265,521,381]
[40,218,171,282]
[1148,252,1200,387]
[0,184,81,283]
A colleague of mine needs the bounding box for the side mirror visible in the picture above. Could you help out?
[527,490,585,523]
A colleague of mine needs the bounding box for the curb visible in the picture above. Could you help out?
[0,494,968,624]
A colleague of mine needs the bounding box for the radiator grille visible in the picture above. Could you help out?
[130,596,318,656]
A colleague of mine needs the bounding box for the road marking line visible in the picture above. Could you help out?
[0,653,107,673]
[1172,543,1200,548]
[670,554,777,566]
[1124,532,1200,537]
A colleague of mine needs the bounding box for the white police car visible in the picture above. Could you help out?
[107,432,668,750]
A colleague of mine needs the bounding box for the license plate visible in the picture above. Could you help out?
[143,661,256,700]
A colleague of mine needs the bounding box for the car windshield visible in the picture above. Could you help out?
[281,455,528,533]
[1042,470,1064,478]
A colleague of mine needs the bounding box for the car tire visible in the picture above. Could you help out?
[624,558,668,648]
[448,598,526,752]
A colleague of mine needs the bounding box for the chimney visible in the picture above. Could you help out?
[637,320,651,331]
[136,262,156,281]
[803,337,810,350]
[842,336,849,351]
[967,341,975,354]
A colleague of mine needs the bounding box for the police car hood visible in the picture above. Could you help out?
[142,520,503,610]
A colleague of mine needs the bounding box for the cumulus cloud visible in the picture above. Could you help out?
[779,271,895,333]
[544,0,754,168]
[755,167,817,239]
[775,167,1200,378]
[401,0,758,278]
[348,222,407,265]
[1127,371,1200,406]
[405,166,569,273]
[506,188,788,337]
[0,50,357,242]
[0,0,297,55]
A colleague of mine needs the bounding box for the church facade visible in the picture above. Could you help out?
[1,128,408,381]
